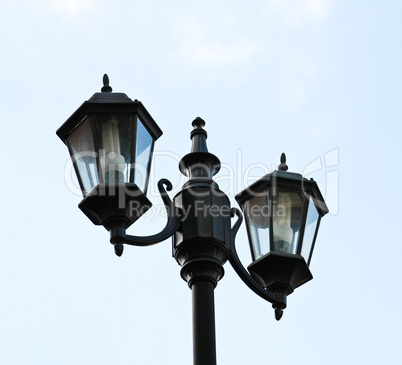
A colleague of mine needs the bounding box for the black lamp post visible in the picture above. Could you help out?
[57,75,328,365]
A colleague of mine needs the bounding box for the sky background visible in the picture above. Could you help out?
[0,0,401,364]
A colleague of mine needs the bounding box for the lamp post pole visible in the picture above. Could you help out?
[192,280,217,365]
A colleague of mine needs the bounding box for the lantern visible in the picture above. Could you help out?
[235,154,328,299]
[56,75,162,230]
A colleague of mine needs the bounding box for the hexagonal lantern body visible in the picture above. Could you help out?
[57,76,162,197]
[56,76,163,230]
[235,169,328,296]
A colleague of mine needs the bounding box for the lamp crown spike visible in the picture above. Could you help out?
[189,117,208,153]
[179,117,221,178]
[192,117,206,129]
[278,153,288,171]
[101,74,113,93]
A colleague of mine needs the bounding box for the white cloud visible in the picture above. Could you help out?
[50,0,95,17]
[168,10,265,71]
[266,0,333,28]
[177,36,264,70]
[166,0,333,71]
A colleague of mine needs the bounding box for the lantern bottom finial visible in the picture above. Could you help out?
[114,243,124,257]
[274,307,283,321]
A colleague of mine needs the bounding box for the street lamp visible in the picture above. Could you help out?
[234,153,328,320]
[56,75,163,255]
[57,75,328,365]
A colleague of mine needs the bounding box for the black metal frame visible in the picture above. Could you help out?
[57,76,329,365]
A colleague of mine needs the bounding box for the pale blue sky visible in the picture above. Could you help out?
[0,1,401,364]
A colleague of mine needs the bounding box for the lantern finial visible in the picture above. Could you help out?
[192,117,206,129]
[101,74,113,93]
[114,243,124,257]
[278,153,288,171]
[275,308,283,321]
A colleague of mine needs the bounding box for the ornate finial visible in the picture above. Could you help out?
[114,243,123,257]
[278,153,288,171]
[101,74,113,93]
[192,117,206,129]
[275,308,283,321]
[179,116,221,179]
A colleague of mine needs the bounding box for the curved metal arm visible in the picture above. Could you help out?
[110,179,180,251]
[229,208,278,304]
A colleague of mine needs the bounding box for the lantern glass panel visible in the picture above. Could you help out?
[301,198,320,265]
[134,118,154,193]
[244,191,270,260]
[66,112,155,198]
[66,117,98,195]
[272,188,307,255]
[94,113,136,185]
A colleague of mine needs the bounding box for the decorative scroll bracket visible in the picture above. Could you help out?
[110,178,181,256]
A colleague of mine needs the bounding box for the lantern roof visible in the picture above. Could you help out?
[235,154,329,217]
[56,74,162,144]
